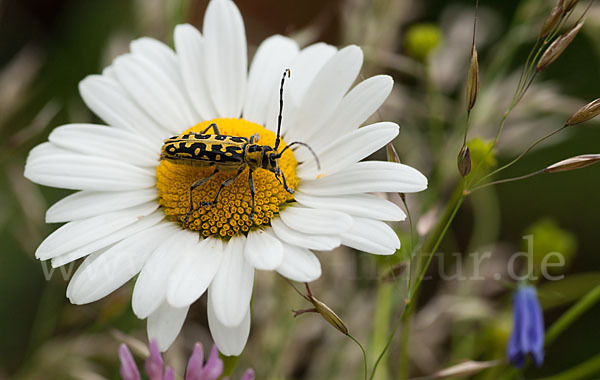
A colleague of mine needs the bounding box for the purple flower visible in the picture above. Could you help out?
[186,343,223,380]
[146,340,167,380]
[118,340,254,380]
[119,344,141,380]
[507,285,544,367]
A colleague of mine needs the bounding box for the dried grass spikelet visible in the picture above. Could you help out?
[545,154,600,173]
[466,47,480,112]
[457,146,472,177]
[433,360,500,379]
[310,296,349,335]
[562,0,578,12]
[566,98,600,125]
[537,20,584,72]
[540,0,565,39]
[386,142,401,164]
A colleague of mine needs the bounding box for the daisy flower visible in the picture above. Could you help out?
[24,0,427,355]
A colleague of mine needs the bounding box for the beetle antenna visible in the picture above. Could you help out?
[275,68,291,151]
[278,141,321,170]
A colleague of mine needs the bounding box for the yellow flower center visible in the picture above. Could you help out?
[156,118,298,238]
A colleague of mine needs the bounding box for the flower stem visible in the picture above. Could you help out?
[468,169,545,193]
[467,22,554,189]
[370,281,394,380]
[221,354,240,377]
[368,189,465,380]
[473,125,567,188]
[545,284,600,346]
[411,193,465,297]
[348,333,368,380]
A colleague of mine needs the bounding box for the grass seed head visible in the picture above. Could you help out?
[566,98,600,126]
[458,146,472,177]
[540,0,565,39]
[545,154,600,173]
[537,20,584,72]
[466,47,480,112]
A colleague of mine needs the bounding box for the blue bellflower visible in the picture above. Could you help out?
[507,285,545,367]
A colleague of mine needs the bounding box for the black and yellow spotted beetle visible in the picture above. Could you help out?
[160,69,320,225]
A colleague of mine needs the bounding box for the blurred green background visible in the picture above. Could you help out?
[1,0,600,379]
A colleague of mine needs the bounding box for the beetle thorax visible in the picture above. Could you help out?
[244,144,279,172]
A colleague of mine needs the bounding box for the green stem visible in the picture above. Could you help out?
[399,195,416,258]
[545,284,600,346]
[368,189,465,380]
[221,354,240,377]
[348,334,368,380]
[410,192,465,298]
[370,282,394,380]
[467,22,556,189]
[398,309,413,379]
[468,169,545,193]
[474,125,567,188]
[532,352,600,380]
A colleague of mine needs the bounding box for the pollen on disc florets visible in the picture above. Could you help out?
[156,118,299,238]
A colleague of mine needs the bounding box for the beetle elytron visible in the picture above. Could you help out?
[160,69,320,226]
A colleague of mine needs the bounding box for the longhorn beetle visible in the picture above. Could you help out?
[160,69,320,226]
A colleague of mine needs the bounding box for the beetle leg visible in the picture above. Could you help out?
[249,134,260,143]
[202,165,246,207]
[280,171,295,194]
[200,123,221,135]
[184,166,218,226]
[248,168,256,221]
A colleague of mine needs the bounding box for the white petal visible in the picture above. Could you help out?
[341,217,400,255]
[309,75,394,153]
[174,24,218,120]
[130,37,181,91]
[244,230,283,270]
[296,122,399,179]
[167,237,224,308]
[50,210,164,267]
[25,143,155,191]
[270,218,341,251]
[132,229,199,319]
[299,161,428,196]
[207,294,250,356]
[46,188,158,223]
[279,206,352,235]
[285,42,337,104]
[203,0,247,117]
[294,192,406,221]
[147,301,190,352]
[114,54,196,133]
[285,45,363,144]
[243,35,299,125]
[36,201,158,260]
[209,235,254,327]
[276,243,321,282]
[265,42,336,136]
[102,65,118,79]
[48,123,159,167]
[67,222,177,304]
[78,75,166,144]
